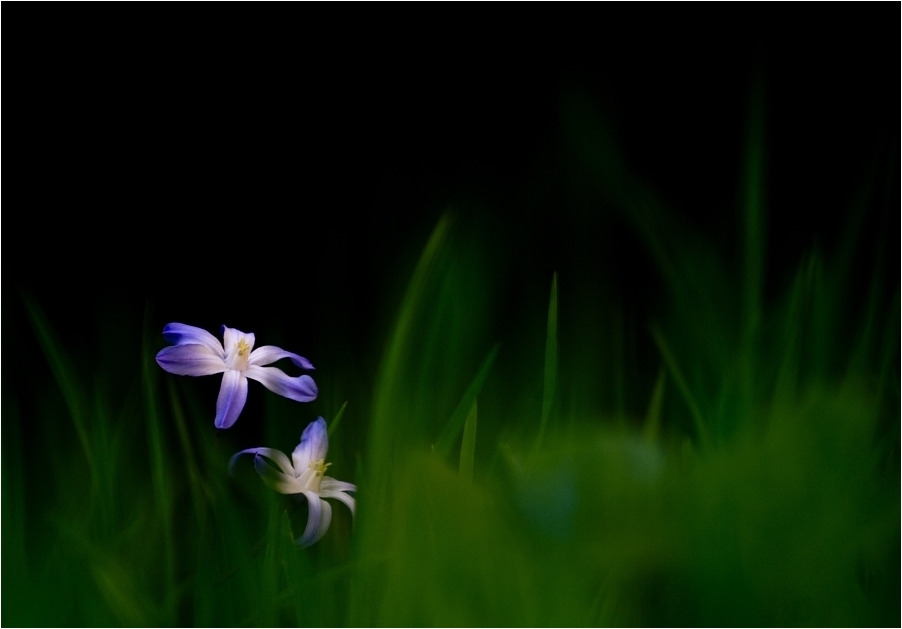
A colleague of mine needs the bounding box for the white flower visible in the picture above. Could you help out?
[229,417,356,547]
[155,323,317,429]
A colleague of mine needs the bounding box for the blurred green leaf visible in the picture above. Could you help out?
[434,344,498,459]
[459,399,478,481]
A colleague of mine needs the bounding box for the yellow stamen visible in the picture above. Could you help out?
[236,338,251,357]
[310,458,332,477]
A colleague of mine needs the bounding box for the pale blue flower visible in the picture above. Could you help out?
[156,323,317,429]
[230,417,356,547]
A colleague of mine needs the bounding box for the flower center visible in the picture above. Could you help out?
[231,338,251,371]
[307,458,331,492]
[310,458,331,476]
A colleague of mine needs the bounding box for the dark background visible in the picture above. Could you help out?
[5,9,898,437]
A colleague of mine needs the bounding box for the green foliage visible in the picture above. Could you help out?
[459,400,478,482]
[4,97,898,627]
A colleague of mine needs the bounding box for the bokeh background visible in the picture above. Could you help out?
[4,9,899,626]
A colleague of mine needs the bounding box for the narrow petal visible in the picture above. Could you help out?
[321,477,356,494]
[229,447,296,477]
[244,366,318,403]
[156,344,227,376]
[162,323,225,356]
[248,345,315,370]
[291,418,329,470]
[214,370,248,429]
[297,492,332,547]
[320,488,356,517]
[253,455,306,494]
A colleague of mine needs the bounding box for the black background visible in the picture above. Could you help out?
[5,8,898,434]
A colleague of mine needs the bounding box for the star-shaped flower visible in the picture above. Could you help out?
[230,417,356,547]
[155,323,317,429]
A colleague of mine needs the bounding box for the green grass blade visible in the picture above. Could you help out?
[168,380,207,527]
[328,400,348,437]
[771,259,810,408]
[257,500,283,627]
[650,322,709,448]
[370,213,453,457]
[846,215,888,378]
[141,305,176,604]
[352,214,454,625]
[459,400,478,481]
[22,294,95,477]
[537,272,558,447]
[434,344,499,458]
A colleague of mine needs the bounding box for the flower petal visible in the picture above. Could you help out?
[321,477,356,494]
[229,447,296,477]
[291,417,329,470]
[248,345,315,370]
[156,344,228,376]
[244,366,318,403]
[162,323,225,356]
[297,492,332,547]
[253,455,306,494]
[214,370,248,429]
[320,486,356,518]
[222,326,255,355]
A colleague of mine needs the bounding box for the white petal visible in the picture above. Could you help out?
[297,492,332,547]
[321,488,356,517]
[321,477,356,493]
[296,466,317,491]
[244,366,317,403]
[229,447,296,477]
[214,371,248,429]
[291,418,328,470]
[248,345,315,370]
[222,326,255,351]
[156,344,227,376]
[162,323,224,356]
[222,326,255,370]
[254,455,306,494]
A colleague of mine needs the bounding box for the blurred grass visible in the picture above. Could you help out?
[4,92,899,627]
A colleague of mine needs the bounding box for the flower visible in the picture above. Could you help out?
[229,417,356,547]
[155,323,317,429]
